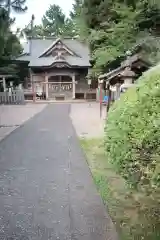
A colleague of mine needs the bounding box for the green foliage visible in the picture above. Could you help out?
[24,24,45,38]
[82,0,160,74]
[0,6,26,85]
[104,66,160,192]
[0,0,27,15]
[0,7,21,58]
[70,0,89,40]
[25,1,88,40]
[28,3,83,38]
[70,0,83,19]
[25,4,80,38]
[104,66,160,238]
[81,138,160,239]
[42,4,66,36]
[135,32,160,64]
[89,4,138,72]
[60,18,76,38]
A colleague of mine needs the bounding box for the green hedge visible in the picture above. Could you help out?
[104,66,160,238]
[105,66,160,191]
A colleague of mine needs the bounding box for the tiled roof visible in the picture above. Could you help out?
[17,37,91,68]
[99,54,151,81]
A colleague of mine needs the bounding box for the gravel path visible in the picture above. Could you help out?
[0,104,118,240]
[70,103,106,138]
[0,104,46,142]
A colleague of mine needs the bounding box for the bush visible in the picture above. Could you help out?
[105,65,160,190]
[104,65,160,238]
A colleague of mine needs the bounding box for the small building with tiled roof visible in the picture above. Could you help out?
[17,37,95,100]
[98,54,151,110]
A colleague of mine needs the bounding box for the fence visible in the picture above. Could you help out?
[0,90,25,104]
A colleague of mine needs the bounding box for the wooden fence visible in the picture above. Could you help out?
[0,90,25,104]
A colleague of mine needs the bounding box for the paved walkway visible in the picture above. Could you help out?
[0,104,118,240]
[0,104,46,142]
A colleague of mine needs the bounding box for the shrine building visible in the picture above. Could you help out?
[16,37,97,101]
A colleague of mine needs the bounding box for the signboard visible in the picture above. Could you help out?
[48,83,72,91]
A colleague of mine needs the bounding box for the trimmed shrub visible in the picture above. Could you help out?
[104,66,160,238]
[105,66,160,191]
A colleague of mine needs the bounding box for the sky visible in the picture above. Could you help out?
[11,0,74,31]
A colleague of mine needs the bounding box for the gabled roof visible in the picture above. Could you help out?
[121,54,151,68]
[99,54,151,81]
[39,38,78,57]
[16,37,91,68]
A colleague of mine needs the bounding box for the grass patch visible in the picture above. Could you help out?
[80,138,160,240]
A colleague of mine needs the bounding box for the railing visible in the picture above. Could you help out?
[0,90,25,104]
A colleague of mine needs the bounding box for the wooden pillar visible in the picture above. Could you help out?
[2,77,6,92]
[99,80,103,118]
[59,75,62,92]
[115,83,121,100]
[72,74,76,99]
[107,84,111,113]
[30,69,36,102]
[45,73,49,100]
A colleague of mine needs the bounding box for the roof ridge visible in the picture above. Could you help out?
[27,36,79,40]
[38,38,81,58]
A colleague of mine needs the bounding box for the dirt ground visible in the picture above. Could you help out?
[0,102,107,141]
[0,104,46,142]
[70,102,106,138]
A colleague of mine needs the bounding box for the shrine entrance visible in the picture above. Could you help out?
[31,71,76,101]
[47,75,73,100]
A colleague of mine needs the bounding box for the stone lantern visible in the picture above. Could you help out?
[120,67,136,91]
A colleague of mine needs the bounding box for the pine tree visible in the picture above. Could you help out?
[0,0,27,16]
[0,7,24,84]
[82,0,160,74]
[42,4,66,36]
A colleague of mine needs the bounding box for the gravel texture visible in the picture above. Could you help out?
[0,104,46,142]
[70,103,106,138]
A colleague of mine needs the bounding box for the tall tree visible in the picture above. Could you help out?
[0,6,26,86]
[0,0,27,16]
[70,0,83,18]
[24,2,87,38]
[27,4,78,38]
[70,0,89,40]
[24,24,45,37]
[0,7,21,58]
[42,4,66,36]
[82,0,160,75]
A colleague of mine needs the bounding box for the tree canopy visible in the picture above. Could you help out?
[28,0,160,75]
[81,0,160,74]
[24,2,87,38]
[0,3,28,86]
[24,4,76,38]
[42,4,66,36]
[0,0,27,15]
[0,7,21,59]
[21,0,160,76]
